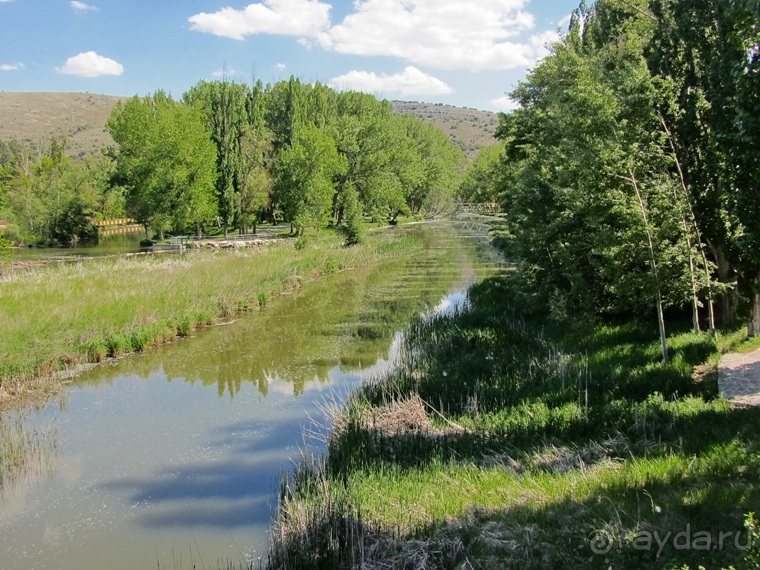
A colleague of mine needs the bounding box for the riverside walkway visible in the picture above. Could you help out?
[719,347,760,406]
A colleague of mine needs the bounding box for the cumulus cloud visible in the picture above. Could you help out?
[71,1,99,12]
[1,62,24,71]
[188,0,331,41]
[189,0,559,71]
[56,51,124,77]
[275,63,286,71]
[322,0,548,71]
[490,95,521,112]
[212,68,240,78]
[329,66,452,96]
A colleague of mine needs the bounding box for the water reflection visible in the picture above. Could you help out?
[0,226,501,570]
[76,238,471,399]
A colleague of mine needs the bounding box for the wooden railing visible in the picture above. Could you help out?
[455,202,500,214]
[89,217,137,228]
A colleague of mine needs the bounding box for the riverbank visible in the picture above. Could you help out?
[267,274,760,569]
[0,228,424,410]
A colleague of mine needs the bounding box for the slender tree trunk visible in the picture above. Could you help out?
[629,168,669,363]
[660,114,715,332]
[711,242,736,328]
[749,275,760,337]
[196,221,202,239]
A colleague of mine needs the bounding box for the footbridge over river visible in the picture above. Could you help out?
[451,202,503,233]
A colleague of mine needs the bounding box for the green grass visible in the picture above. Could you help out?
[267,274,760,569]
[0,411,57,494]
[0,229,424,407]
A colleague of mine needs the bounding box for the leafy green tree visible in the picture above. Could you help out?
[184,80,251,237]
[341,185,365,246]
[273,123,345,235]
[107,92,218,239]
[495,0,716,356]
[457,145,503,204]
[332,92,407,223]
[398,115,464,217]
[647,0,760,334]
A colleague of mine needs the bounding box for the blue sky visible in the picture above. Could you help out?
[0,0,580,111]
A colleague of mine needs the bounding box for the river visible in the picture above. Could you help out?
[0,227,501,569]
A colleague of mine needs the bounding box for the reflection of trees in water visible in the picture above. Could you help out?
[74,229,483,398]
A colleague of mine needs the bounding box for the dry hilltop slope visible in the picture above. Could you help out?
[0,92,499,159]
[0,92,129,158]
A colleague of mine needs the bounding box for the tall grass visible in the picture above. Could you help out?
[266,274,760,569]
[0,230,424,407]
[0,411,57,495]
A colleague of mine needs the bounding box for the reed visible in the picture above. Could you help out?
[0,411,57,495]
[266,274,760,569]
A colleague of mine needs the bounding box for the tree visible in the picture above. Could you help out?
[273,123,345,235]
[184,80,251,238]
[107,92,218,239]
[647,0,760,335]
[457,145,504,204]
[495,0,715,356]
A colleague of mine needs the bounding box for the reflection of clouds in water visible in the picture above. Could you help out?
[433,291,470,317]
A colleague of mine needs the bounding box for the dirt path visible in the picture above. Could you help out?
[719,347,760,406]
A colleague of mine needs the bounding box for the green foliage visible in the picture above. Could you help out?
[0,137,104,244]
[457,144,503,203]
[107,92,218,239]
[488,0,758,342]
[341,186,365,246]
[268,272,760,569]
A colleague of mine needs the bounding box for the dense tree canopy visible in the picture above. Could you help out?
[489,0,760,341]
[0,79,464,246]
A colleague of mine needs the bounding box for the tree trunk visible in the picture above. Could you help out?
[196,221,202,239]
[629,168,669,363]
[711,243,737,328]
[223,223,228,240]
[749,275,760,337]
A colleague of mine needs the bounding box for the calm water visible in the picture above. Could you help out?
[0,227,501,569]
[9,232,145,262]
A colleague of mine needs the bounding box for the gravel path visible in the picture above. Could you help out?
[719,347,760,406]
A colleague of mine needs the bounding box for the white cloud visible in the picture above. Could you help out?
[275,63,286,71]
[322,0,546,71]
[329,66,452,96]
[1,62,24,71]
[490,95,521,112]
[0,1,15,3]
[212,68,240,78]
[71,1,99,12]
[188,0,331,41]
[56,51,124,77]
[558,14,573,30]
[189,0,559,72]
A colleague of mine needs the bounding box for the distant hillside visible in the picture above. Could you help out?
[391,101,499,159]
[0,92,499,160]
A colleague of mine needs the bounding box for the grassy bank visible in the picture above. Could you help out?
[0,229,423,408]
[267,274,760,569]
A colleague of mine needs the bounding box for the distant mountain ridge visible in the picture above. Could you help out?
[0,92,499,160]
